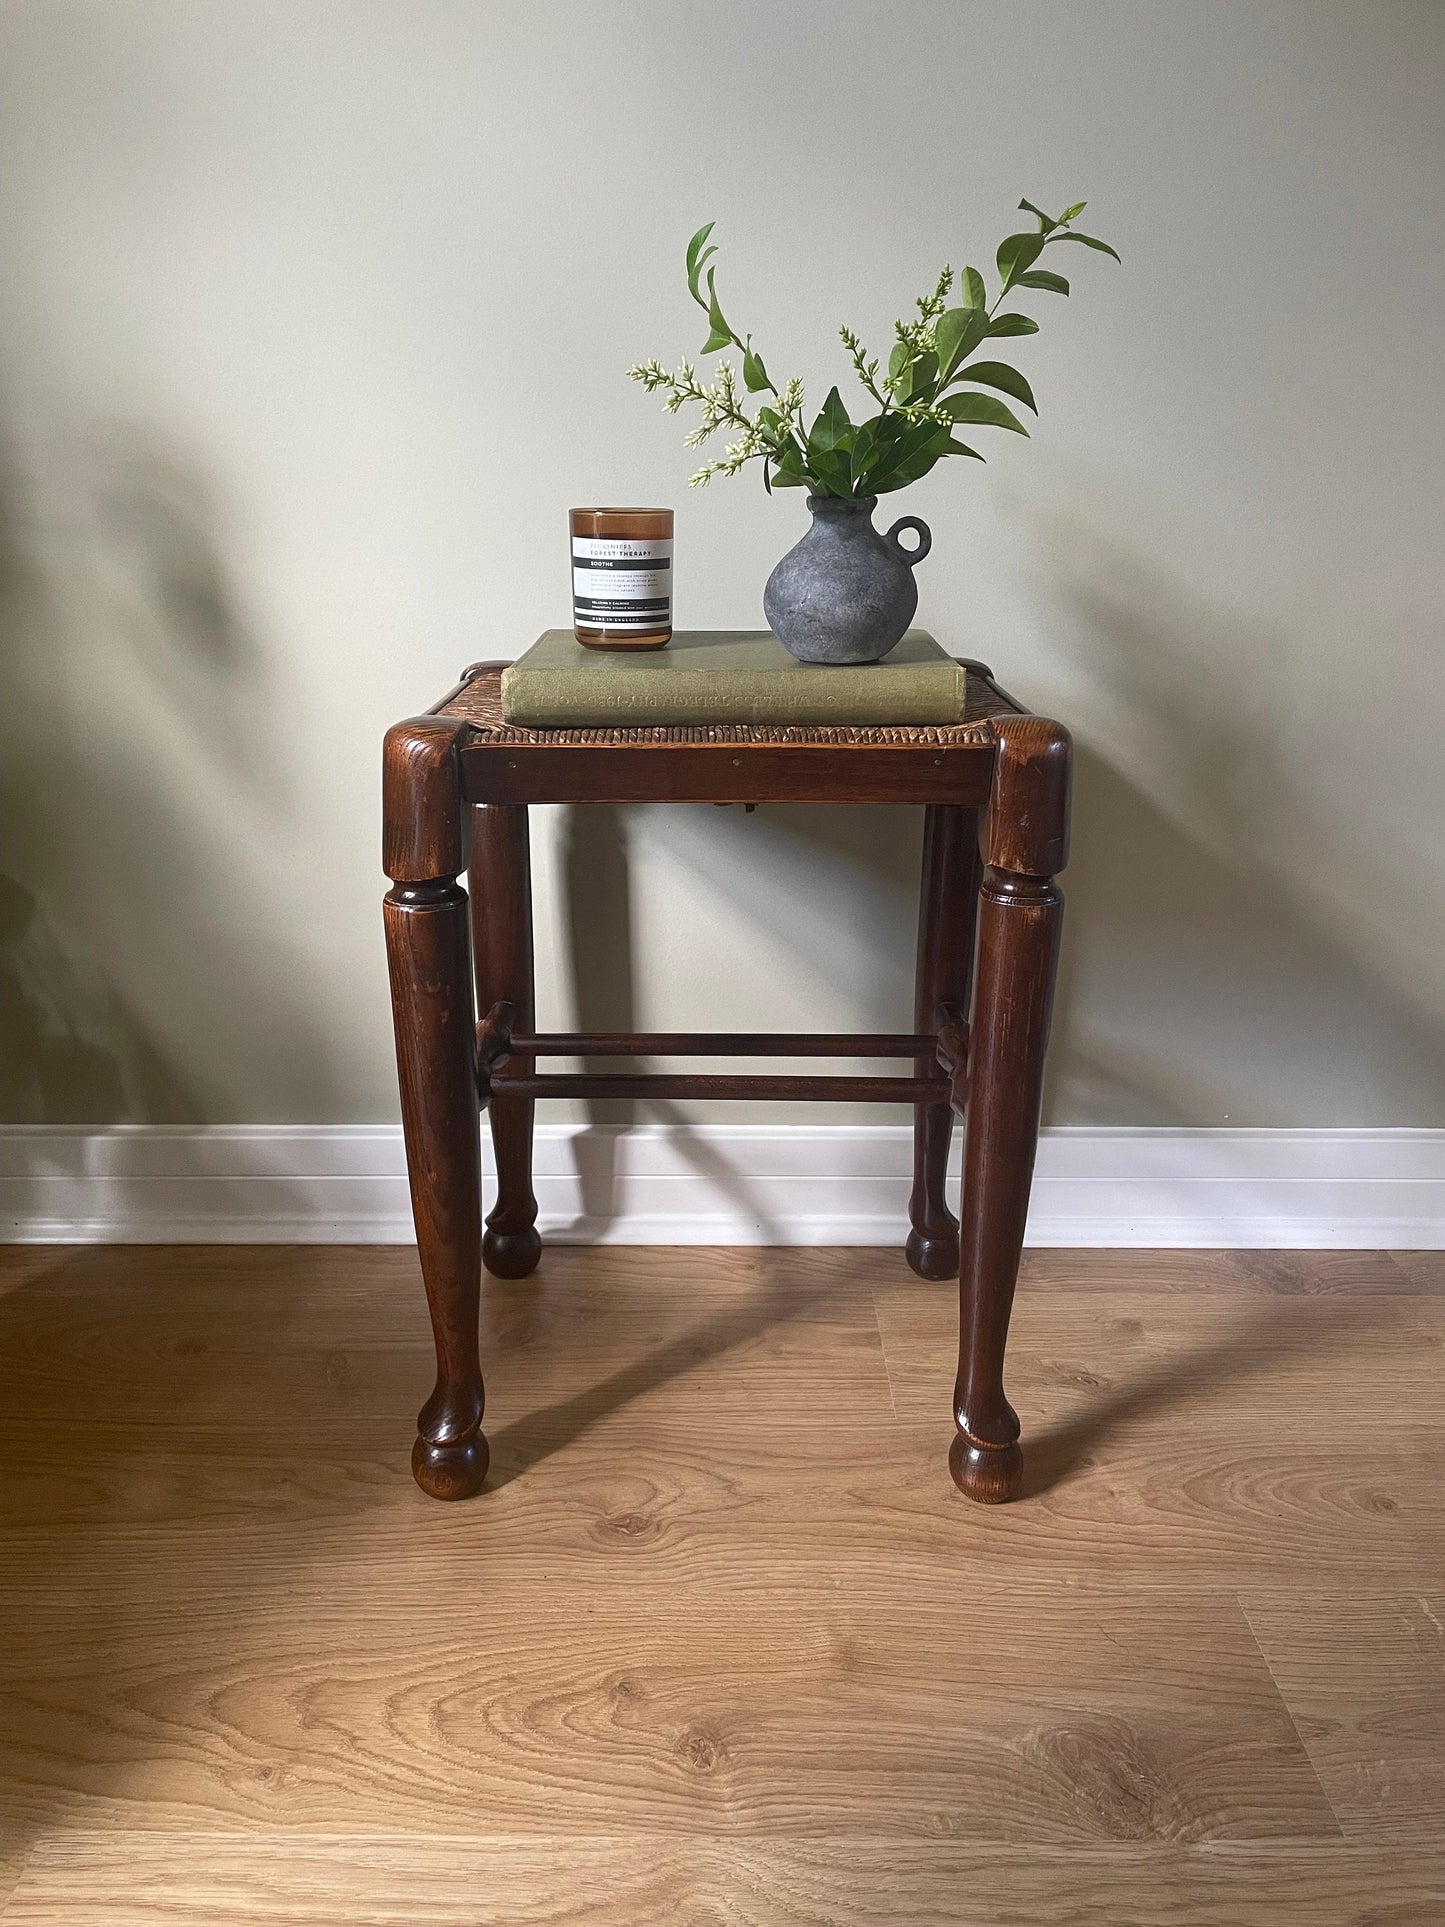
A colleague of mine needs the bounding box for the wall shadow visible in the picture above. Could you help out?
[0,873,188,1125]
[551,803,791,1242]
[0,449,198,1130]
[1050,747,1445,1125]
[1030,501,1445,1125]
[645,798,922,1035]
[0,415,346,1166]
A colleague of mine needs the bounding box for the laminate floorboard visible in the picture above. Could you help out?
[0,1245,1439,1924]
[7,1835,1445,1926]
[1240,1591,1445,1843]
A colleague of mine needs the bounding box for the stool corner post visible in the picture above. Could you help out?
[906,803,979,1281]
[984,712,1071,882]
[383,714,471,887]
[382,712,487,1500]
[471,803,542,1280]
[951,711,1069,1506]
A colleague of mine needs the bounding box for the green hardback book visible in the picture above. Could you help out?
[501,629,966,728]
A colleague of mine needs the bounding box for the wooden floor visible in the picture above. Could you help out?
[0,1244,1442,1924]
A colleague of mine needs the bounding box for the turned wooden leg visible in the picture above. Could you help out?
[951,718,1070,1504]
[907,804,981,1280]
[471,804,541,1278]
[383,718,487,1500]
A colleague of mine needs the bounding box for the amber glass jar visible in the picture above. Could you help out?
[570,506,673,649]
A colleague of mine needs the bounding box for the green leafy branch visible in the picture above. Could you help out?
[628,199,1118,499]
[629,222,812,488]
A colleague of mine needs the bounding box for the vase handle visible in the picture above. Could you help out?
[887,515,932,567]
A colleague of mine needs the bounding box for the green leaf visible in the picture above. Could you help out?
[861,458,902,497]
[1015,269,1069,295]
[742,338,771,392]
[948,360,1037,412]
[996,231,1046,290]
[808,385,853,455]
[810,444,855,496]
[858,413,907,467]
[756,405,781,432]
[1018,198,1057,233]
[686,222,717,305]
[988,313,1040,337]
[940,390,1029,435]
[770,436,810,484]
[878,464,938,494]
[1051,231,1121,262]
[889,339,920,402]
[884,346,939,406]
[897,416,952,463]
[907,348,939,403]
[934,305,990,380]
[700,267,732,354]
[872,420,982,491]
[848,419,881,488]
[874,423,955,493]
[960,266,987,309]
[1059,201,1087,223]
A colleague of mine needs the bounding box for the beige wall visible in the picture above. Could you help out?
[1,0,1442,1128]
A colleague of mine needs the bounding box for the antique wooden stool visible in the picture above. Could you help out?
[383,653,1069,1507]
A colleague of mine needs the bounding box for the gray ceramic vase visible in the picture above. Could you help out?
[763,494,932,664]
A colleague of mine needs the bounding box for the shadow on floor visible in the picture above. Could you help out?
[483,1247,845,1487]
[1019,1288,1412,1500]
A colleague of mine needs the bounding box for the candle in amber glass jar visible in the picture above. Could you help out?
[570,506,673,649]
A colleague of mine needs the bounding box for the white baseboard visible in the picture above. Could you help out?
[2,1124,1443,1247]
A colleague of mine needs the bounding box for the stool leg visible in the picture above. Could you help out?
[383,718,487,1500]
[951,718,1069,1504]
[907,804,980,1280]
[471,804,541,1278]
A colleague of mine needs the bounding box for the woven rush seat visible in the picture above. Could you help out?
[436,662,1009,747]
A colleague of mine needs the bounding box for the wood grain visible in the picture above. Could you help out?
[0,1849,25,1922]
[1014,1247,1422,1295]
[0,1245,1441,1923]
[0,1250,894,1438]
[1387,1249,1445,1290]
[2,1422,1441,1590]
[8,1835,1444,1926]
[0,1588,1335,1840]
[1240,1592,1445,1843]
[872,1280,1445,1432]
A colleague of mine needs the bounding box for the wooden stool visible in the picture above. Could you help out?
[383,654,1069,1507]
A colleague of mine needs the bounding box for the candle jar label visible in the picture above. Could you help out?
[570,506,673,649]
[571,535,672,634]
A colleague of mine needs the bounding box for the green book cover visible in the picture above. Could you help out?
[501,629,966,728]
